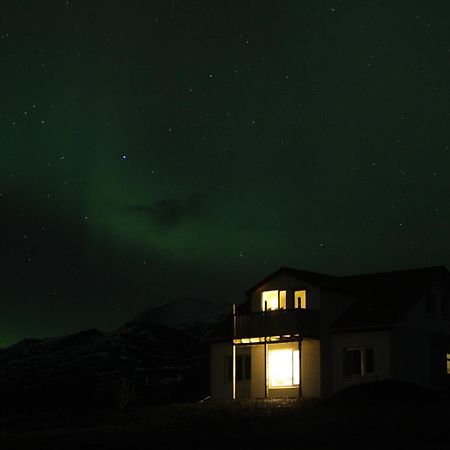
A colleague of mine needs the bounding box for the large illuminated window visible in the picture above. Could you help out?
[262,290,286,311]
[294,290,307,309]
[268,348,299,387]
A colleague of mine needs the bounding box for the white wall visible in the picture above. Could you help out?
[250,273,321,312]
[390,328,431,388]
[210,342,232,400]
[301,339,321,398]
[210,343,252,400]
[251,344,265,398]
[331,330,391,394]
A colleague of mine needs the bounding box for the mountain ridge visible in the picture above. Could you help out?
[0,298,230,413]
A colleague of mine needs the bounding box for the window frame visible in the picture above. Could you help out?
[343,346,375,377]
[294,290,307,309]
[261,290,287,311]
[267,348,300,388]
[225,354,251,383]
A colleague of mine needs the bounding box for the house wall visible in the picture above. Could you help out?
[393,273,450,390]
[209,343,251,400]
[331,330,391,394]
[246,274,359,398]
[252,341,320,399]
[210,342,232,400]
[267,342,300,398]
[390,328,430,388]
[318,287,358,397]
[249,273,321,312]
[301,339,321,398]
[429,334,450,390]
[251,344,265,398]
[211,339,321,400]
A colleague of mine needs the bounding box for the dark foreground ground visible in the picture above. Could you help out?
[0,395,448,450]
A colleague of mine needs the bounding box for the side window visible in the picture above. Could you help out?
[343,347,375,377]
[446,353,450,375]
[225,355,251,382]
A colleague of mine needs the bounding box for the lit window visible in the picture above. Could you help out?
[279,290,286,309]
[343,347,375,377]
[268,348,299,387]
[294,290,307,309]
[225,355,251,382]
[447,354,450,375]
[261,290,286,311]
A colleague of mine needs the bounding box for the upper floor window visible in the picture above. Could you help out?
[446,353,450,375]
[261,290,286,311]
[343,347,375,377]
[294,290,307,309]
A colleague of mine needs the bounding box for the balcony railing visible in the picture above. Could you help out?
[234,309,320,339]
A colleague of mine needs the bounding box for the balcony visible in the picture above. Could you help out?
[233,309,320,340]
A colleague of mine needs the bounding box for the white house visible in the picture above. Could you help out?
[209,266,450,399]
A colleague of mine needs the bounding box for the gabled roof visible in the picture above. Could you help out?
[245,265,449,331]
[329,265,448,331]
[207,265,449,341]
[244,266,338,295]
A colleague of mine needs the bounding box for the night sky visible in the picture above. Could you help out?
[1,1,450,347]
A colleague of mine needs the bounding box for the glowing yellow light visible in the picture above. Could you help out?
[268,349,300,387]
[279,290,286,309]
[294,290,307,309]
[262,290,279,310]
[293,350,300,384]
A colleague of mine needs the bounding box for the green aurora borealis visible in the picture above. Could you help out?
[1,1,450,346]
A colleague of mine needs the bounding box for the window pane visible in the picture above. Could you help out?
[279,290,287,309]
[344,349,361,376]
[364,348,375,374]
[294,290,307,309]
[269,349,293,387]
[447,354,450,375]
[262,291,279,311]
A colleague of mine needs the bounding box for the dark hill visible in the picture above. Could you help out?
[0,299,228,414]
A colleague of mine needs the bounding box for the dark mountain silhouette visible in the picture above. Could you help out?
[0,299,230,413]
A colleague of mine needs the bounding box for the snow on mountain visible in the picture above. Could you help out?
[0,298,230,412]
[119,298,231,338]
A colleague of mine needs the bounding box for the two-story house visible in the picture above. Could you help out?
[209,266,450,400]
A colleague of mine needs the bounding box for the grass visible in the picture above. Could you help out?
[0,396,448,449]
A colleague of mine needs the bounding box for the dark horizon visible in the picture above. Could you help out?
[2,1,450,347]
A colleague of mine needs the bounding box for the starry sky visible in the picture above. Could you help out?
[1,0,450,347]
